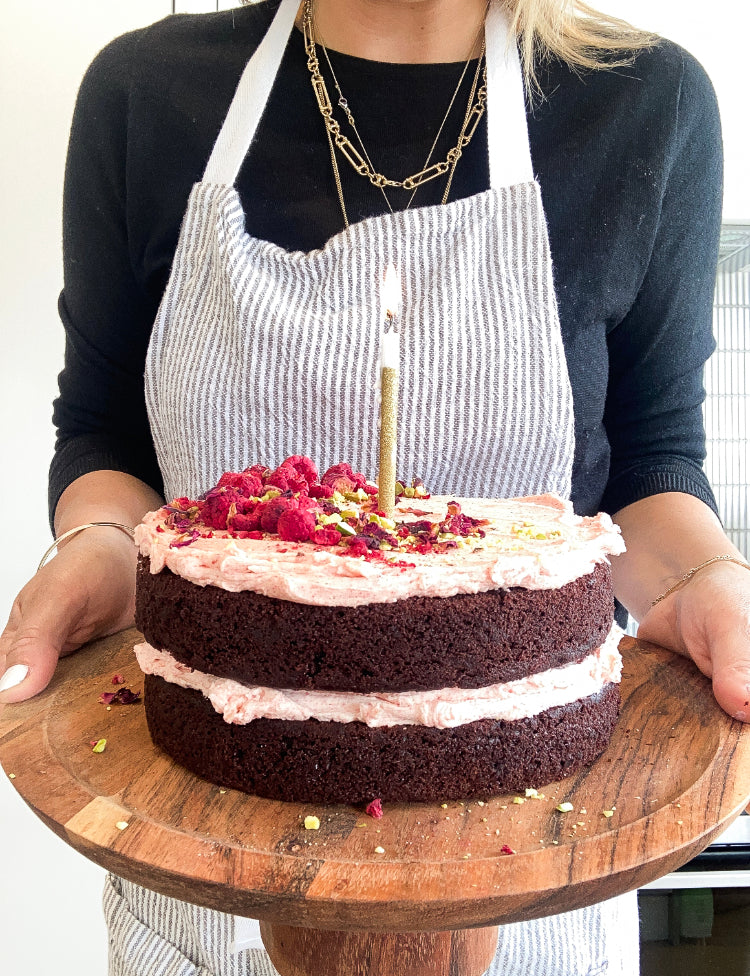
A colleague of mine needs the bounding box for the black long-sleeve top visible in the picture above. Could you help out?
[50,0,722,524]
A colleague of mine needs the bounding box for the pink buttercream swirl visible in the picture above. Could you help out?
[134,626,623,729]
[135,494,625,606]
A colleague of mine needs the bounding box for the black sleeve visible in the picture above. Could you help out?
[600,49,722,517]
[49,30,164,526]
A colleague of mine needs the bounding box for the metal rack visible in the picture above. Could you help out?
[703,223,750,558]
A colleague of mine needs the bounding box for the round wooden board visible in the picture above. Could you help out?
[1,629,749,932]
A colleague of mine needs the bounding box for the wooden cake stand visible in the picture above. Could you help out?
[1,629,749,976]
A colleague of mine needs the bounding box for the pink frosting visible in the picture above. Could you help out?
[135,494,625,607]
[134,626,622,729]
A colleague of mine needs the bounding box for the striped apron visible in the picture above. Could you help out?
[144,0,575,504]
[108,0,639,972]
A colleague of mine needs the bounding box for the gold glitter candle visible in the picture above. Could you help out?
[378,266,401,518]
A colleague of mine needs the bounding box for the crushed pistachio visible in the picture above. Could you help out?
[304,816,321,830]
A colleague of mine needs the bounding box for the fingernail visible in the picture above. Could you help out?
[733,709,748,723]
[0,664,29,693]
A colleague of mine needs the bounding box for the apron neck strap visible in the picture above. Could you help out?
[203,0,534,188]
[203,0,301,185]
[484,3,534,187]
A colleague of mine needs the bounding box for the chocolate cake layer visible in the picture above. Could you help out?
[136,558,614,692]
[143,673,620,803]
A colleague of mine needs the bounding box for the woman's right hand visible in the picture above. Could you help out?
[0,470,163,704]
[0,526,138,703]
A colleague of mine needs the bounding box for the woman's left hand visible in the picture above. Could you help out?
[637,558,750,722]
[612,493,750,724]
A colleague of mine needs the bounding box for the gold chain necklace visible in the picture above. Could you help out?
[315,5,484,215]
[302,0,488,224]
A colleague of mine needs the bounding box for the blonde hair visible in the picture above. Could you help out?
[242,0,657,88]
[505,0,658,90]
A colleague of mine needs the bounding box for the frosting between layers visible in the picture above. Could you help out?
[135,494,625,606]
[135,625,623,729]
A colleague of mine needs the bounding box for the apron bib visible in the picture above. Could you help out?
[144,0,575,504]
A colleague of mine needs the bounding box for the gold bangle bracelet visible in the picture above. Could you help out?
[37,522,135,572]
[650,554,750,607]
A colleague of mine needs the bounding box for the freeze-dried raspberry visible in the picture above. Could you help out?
[259,496,299,533]
[321,463,357,493]
[311,528,341,546]
[309,484,335,499]
[277,509,316,542]
[230,512,262,532]
[280,455,319,483]
[216,471,262,497]
[265,468,294,492]
[350,470,369,490]
[246,464,271,480]
[201,489,238,529]
[235,496,259,515]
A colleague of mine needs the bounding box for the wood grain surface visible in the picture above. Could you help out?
[1,629,748,932]
[258,923,501,976]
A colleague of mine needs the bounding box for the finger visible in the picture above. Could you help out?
[0,591,73,703]
[0,625,63,703]
[707,630,750,723]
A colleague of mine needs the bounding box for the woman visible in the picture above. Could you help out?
[1,0,747,973]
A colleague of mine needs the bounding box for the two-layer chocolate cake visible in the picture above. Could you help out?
[134,456,625,802]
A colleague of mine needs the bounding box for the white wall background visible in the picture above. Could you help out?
[0,1,747,974]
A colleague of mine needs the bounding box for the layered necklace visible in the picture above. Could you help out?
[302,0,488,227]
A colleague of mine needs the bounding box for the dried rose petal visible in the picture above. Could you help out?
[345,538,371,558]
[365,798,383,819]
[170,531,200,549]
[500,845,516,855]
[101,687,141,706]
[111,674,125,685]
